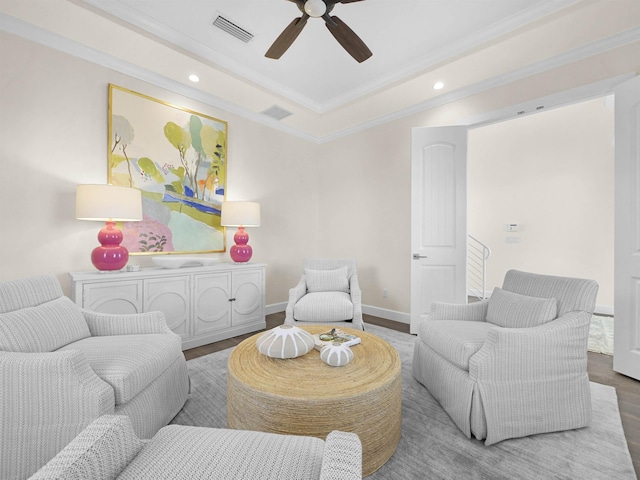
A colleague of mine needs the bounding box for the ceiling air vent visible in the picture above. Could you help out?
[213,14,254,43]
[261,105,293,121]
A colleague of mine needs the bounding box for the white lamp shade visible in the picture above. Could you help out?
[76,184,143,221]
[220,201,261,227]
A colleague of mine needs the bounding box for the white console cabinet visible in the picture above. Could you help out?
[69,263,266,350]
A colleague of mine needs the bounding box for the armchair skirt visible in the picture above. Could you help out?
[412,270,598,445]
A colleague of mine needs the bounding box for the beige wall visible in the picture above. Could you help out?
[0,32,320,305]
[318,121,413,315]
[468,98,615,309]
[1,30,637,315]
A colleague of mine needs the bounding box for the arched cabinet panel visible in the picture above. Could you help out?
[70,263,266,350]
[145,276,190,339]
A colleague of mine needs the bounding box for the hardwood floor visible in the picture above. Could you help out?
[587,350,640,476]
[184,313,640,476]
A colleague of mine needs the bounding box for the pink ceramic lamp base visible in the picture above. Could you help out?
[230,226,253,263]
[91,221,129,271]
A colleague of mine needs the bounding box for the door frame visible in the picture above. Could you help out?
[410,74,628,325]
[613,75,640,380]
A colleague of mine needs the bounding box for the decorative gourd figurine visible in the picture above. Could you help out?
[256,325,315,359]
[320,341,354,367]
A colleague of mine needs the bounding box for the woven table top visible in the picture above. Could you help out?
[228,325,401,400]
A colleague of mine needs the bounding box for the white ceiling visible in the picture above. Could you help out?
[3,0,637,140]
[78,0,576,111]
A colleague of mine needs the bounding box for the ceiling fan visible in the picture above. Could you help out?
[265,0,372,63]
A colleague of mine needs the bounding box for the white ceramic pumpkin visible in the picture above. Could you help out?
[256,325,315,359]
[320,341,354,367]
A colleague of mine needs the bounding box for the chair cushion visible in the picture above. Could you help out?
[418,320,495,371]
[0,296,91,353]
[294,292,354,322]
[305,266,350,293]
[486,287,557,328]
[58,334,181,404]
[29,415,143,480]
[119,425,325,480]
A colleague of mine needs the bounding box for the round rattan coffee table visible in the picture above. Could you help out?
[227,325,402,477]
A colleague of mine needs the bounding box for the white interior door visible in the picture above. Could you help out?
[410,126,468,334]
[614,75,640,380]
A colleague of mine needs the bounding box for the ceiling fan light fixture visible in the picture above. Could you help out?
[266,0,371,62]
[304,0,327,18]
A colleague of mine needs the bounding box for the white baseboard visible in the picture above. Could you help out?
[265,302,411,324]
[363,304,614,321]
[265,302,287,315]
[362,305,410,324]
[595,304,614,316]
[467,288,489,299]
[266,301,613,322]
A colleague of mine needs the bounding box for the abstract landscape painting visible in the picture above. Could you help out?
[108,84,227,254]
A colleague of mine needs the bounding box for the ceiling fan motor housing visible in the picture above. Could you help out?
[268,0,371,63]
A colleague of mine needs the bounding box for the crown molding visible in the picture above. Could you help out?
[319,0,580,112]
[77,0,327,113]
[460,72,635,128]
[78,0,579,114]
[2,12,639,144]
[0,12,320,143]
[319,26,640,143]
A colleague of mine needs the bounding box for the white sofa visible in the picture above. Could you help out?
[28,415,363,480]
[0,274,190,479]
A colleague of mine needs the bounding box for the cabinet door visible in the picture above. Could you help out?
[82,281,142,314]
[232,269,264,326]
[144,276,190,339]
[194,272,232,335]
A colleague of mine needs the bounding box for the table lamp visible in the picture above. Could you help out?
[221,201,261,263]
[76,184,143,271]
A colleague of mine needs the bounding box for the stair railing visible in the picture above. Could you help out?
[468,235,491,301]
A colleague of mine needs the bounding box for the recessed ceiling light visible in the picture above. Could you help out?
[433,81,444,90]
[189,74,200,83]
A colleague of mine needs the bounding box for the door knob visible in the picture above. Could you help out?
[412,254,428,260]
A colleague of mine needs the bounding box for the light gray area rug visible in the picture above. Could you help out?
[589,315,614,356]
[172,324,635,480]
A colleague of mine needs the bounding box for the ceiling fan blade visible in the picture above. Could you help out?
[265,15,309,59]
[339,0,366,3]
[324,15,372,63]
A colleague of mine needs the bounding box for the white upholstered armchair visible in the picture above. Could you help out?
[0,274,189,479]
[412,269,598,445]
[285,258,364,330]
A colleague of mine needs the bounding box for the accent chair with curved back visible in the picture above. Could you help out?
[412,269,598,445]
[284,258,364,330]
